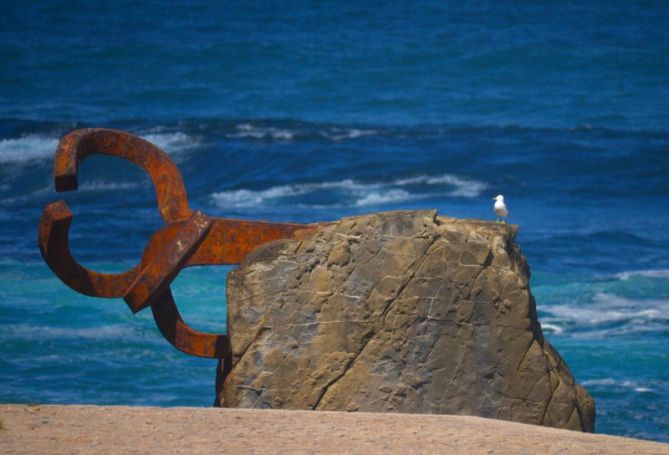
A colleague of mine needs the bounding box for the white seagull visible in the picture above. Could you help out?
[492,194,509,223]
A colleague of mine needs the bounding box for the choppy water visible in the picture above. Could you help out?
[1,0,668,442]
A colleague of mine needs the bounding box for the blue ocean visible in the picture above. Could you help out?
[1,0,668,442]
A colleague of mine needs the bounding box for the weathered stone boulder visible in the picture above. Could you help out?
[216,210,595,432]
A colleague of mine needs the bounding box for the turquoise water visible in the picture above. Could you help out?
[1,0,668,442]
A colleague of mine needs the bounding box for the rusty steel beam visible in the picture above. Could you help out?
[39,128,323,359]
[187,218,319,266]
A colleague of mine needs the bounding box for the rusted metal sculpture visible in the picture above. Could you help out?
[39,128,321,359]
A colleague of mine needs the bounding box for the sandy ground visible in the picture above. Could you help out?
[0,404,667,454]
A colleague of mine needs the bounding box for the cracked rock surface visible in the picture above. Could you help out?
[216,210,595,432]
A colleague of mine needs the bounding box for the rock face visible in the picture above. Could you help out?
[216,210,595,432]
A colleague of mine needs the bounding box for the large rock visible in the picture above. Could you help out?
[216,210,595,432]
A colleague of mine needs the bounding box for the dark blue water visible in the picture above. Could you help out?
[1,0,668,442]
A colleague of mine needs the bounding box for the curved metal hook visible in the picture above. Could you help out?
[39,128,318,359]
[39,128,192,297]
[54,128,192,223]
[151,289,230,358]
[38,200,228,357]
[38,200,139,298]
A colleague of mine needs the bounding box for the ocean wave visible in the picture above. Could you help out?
[210,173,487,209]
[0,130,198,165]
[230,124,296,140]
[78,180,142,192]
[0,185,51,206]
[191,118,669,140]
[616,269,669,281]
[355,189,413,207]
[228,123,381,142]
[1,323,142,341]
[0,179,140,206]
[0,135,59,164]
[541,292,669,338]
[539,323,564,335]
[135,130,200,155]
[581,378,654,393]
[395,174,488,198]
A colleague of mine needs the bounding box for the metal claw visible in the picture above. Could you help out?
[151,288,230,358]
[39,128,324,360]
[38,199,139,298]
[54,128,192,223]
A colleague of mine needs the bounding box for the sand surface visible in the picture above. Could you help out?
[0,404,667,454]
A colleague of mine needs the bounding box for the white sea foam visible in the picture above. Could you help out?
[616,269,669,280]
[229,123,380,141]
[326,127,379,141]
[139,131,200,155]
[540,323,564,335]
[211,173,487,209]
[0,135,59,163]
[395,174,488,197]
[212,180,367,208]
[544,305,664,326]
[544,293,668,324]
[230,124,296,140]
[0,185,51,206]
[355,189,412,207]
[2,323,138,341]
[0,130,198,165]
[0,180,140,206]
[634,387,653,393]
[582,378,628,387]
[581,378,653,393]
[79,180,142,192]
[541,292,669,338]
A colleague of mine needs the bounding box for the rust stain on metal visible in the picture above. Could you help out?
[39,128,324,359]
